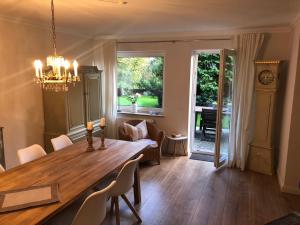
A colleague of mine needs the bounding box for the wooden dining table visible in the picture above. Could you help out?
[0,138,149,225]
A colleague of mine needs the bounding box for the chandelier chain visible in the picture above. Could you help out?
[51,0,57,55]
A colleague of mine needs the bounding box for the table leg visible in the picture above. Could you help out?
[182,140,186,155]
[133,164,141,205]
[173,140,177,157]
[167,138,170,155]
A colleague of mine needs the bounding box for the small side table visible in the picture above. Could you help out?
[166,136,188,156]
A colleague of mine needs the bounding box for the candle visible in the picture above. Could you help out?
[100,118,106,127]
[87,121,93,130]
[64,60,70,77]
[34,60,39,77]
[39,62,43,77]
[73,60,78,77]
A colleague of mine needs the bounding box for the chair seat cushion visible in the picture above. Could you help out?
[136,139,158,148]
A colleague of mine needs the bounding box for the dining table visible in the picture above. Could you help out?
[0,138,149,225]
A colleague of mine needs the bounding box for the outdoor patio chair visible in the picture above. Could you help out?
[201,108,217,137]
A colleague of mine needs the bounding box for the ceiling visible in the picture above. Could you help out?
[0,0,299,37]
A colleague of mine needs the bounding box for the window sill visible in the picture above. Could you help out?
[117,111,165,117]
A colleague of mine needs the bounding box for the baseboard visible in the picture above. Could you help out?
[281,185,300,195]
[277,168,300,195]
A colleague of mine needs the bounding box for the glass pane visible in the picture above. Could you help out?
[219,53,235,162]
[215,50,235,168]
[116,56,164,112]
[86,74,101,121]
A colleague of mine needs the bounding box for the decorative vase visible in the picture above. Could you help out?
[132,103,138,112]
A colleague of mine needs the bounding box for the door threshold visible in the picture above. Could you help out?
[190,151,214,156]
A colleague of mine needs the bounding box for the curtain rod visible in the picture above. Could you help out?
[117,37,233,44]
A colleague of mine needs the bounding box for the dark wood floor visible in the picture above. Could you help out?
[47,156,300,225]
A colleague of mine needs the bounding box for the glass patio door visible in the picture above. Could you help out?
[214,49,235,168]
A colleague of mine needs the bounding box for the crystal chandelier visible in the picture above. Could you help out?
[34,0,79,92]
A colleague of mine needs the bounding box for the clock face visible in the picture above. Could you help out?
[258,70,274,85]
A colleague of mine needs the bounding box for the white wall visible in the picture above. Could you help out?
[0,18,94,168]
[277,22,300,194]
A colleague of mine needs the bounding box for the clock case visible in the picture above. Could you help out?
[248,61,281,175]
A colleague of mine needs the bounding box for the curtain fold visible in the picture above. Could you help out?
[228,33,264,170]
[94,40,117,138]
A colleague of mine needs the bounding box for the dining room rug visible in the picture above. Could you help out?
[189,153,214,162]
[265,213,300,225]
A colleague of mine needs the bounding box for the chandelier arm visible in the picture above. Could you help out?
[51,0,57,55]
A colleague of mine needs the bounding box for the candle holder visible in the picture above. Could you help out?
[86,129,95,152]
[98,125,107,150]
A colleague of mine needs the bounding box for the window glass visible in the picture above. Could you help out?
[117,55,164,114]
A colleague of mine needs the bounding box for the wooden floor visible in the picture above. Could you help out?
[47,156,300,225]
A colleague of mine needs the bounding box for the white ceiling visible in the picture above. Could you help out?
[0,0,299,37]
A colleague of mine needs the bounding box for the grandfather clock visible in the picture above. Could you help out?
[248,61,281,175]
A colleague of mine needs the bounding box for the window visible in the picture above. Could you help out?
[117,53,164,115]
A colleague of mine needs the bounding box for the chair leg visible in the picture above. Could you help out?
[121,194,142,223]
[114,196,120,225]
[110,197,115,215]
[157,148,160,165]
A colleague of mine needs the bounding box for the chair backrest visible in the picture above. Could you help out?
[71,181,115,225]
[17,144,47,164]
[110,154,143,197]
[51,135,73,151]
[0,164,4,173]
[202,108,217,127]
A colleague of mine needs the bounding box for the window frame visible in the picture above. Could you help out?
[116,51,166,116]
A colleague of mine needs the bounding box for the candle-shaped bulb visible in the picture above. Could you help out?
[34,60,40,77]
[40,61,43,77]
[64,60,70,70]
[64,60,70,77]
[100,118,106,127]
[87,121,93,130]
[73,60,78,77]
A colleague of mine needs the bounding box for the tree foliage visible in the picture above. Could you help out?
[117,56,164,108]
[196,53,220,106]
[196,53,234,106]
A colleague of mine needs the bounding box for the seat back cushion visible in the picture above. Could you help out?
[124,120,149,141]
[135,120,149,139]
[124,123,139,141]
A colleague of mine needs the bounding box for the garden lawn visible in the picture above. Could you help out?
[118,96,159,108]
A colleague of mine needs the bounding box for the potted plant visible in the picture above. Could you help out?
[127,93,141,112]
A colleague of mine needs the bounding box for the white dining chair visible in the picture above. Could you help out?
[51,134,73,151]
[0,164,5,173]
[71,181,115,225]
[110,154,144,225]
[17,144,47,164]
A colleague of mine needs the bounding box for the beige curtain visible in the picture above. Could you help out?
[93,40,117,138]
[228,33,264,170]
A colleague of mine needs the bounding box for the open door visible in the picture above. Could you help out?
[214,49,236,168]
[189,53,199,152]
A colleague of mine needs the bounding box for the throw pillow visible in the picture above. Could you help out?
[123,123,139,141]
[135,120,149,139]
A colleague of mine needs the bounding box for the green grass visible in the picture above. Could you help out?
[118,96,159,108]
[196,113,202,127]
